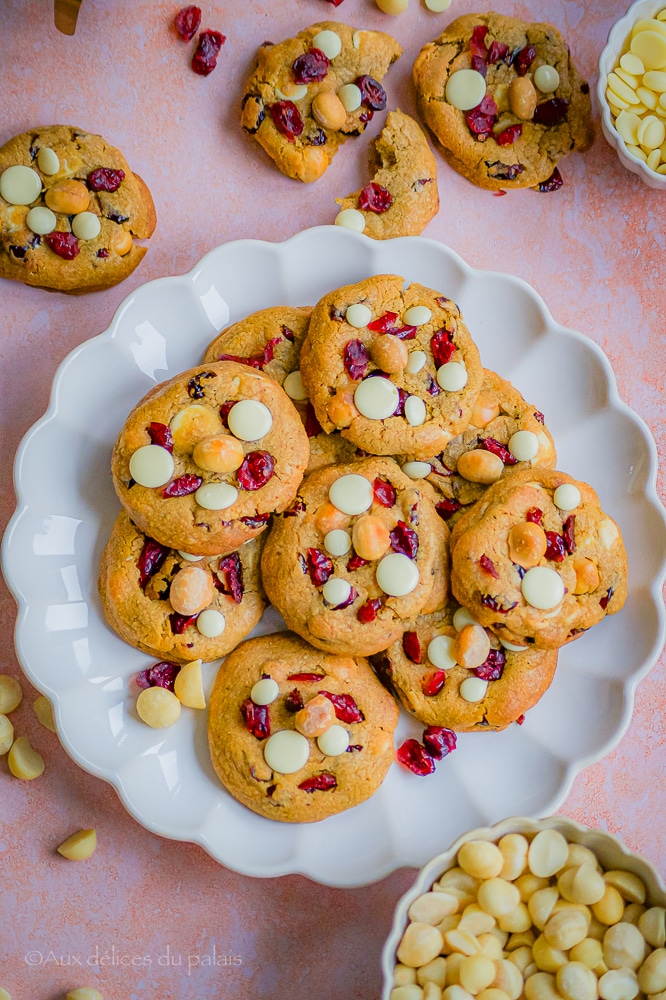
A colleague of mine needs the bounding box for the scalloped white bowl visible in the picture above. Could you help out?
[599,0,666,189]
[2,228,666,886]
[382,815,666,998]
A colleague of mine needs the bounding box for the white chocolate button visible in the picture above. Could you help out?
[129,445,175,488]
[616,110,642,144]
[424,0,451,11]
[446,69,487,111]
[71,211,101,240]
[0,165,42,205]
[338,83,362,112]
[500,638,529,651]
[405,395,427,427]
[312,29,342,59]
[406,350,427,374]
[521,566,565,610]
[437,362,468,391]
[376,552,420,596]
[401,461,431,479]
[195,482,238,510]
[608,73,641,105]
[275,83,308,101]
[508,430,539,461]
[620,53,645,75]
[324,529,352,556]
[354,376,400,420]
[227,399,273,441]
[427,633,457,669]
[346,303,372,328]
[263,730,310,774]
[322,576,352,606]
[631,29,666,70]
[283,370,309,400]
[553,484,581,511]
[197,608,226,637]
[403,306,432,327]
[616,67,640,89]
[638,114,666,148]
[452,608,480,632]
[644,69,666,91]
[460,677,488,703]
[250,677,280,705]
[534,65,560,93]
[26,206,56,235]
[178,551,203,561]
[37,147,60,175]
[329,473,373,515]
[335,208,366,232]
[317,723,350,756]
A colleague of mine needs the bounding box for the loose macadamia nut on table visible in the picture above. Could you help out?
[0,674,22,714]
[57,829,97,861]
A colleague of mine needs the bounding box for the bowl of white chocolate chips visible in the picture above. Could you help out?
[382,816,666,1000]
[599,0,666,187]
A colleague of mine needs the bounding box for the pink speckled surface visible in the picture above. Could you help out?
[1,0,665,997]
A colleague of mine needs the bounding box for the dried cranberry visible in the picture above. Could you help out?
[516,713,526,725]
[373,478,396,507]
[481,437,517,465]
[216,553,244,603]
[534,410,545,424]
[174,5,201,41]
[493,190,507,197]
[357,598,381,622]
[327,585,357,610]
[537,168,564,193]
[191,29,226,76]
[303,402,322,438]
[393,387,408,417]
[216,352,263,369]
[533,99,569,126]
[44,232,79,260]
[307,128,327,146]
[169,612,199,633]
[497,124,522,146]
[471,55,488,77]
[368,312,399,333]
[402,631,422,664]
[422,670,446,697]
[563,515,576,554]
[260,335,284,366]
[356,75,386,110]
[320,691,364,724]
[219,401,235,427]
[319,0,344,5]
[346,554,368,572]
[136,661,181,691]
[359,182,393,214]
[371,655,396,695]
[287,672,326,682]
[284,689,304,712]
[392,325,417,341]
[475,647,506,681]
[409,502,419,526]
[237,450,275,491]
[599,587,613,610]
[435,498,463,521]
[526,507,543,525]
[390,521,419,559]
[545,531,566,562]
[480,554,499,579]
[97,248,110,258]
[481,595,517,614]
[343,339,369,380]
[397,739,436,776]
[431,329,455,367]
[293,47,329,84]
[306,548,333,587]
[513,44,536,75]
[87,167,125,192]
[487,162,524,181]
[137,538,169,589]
[270,101,304,141]
[298,773,337,792]
[487,40,509,62]
[147,422,173,452]
[241,698,270,740]
[187,372,215,399]
[284,499,306,517]
[470,25,489,58]
[280,325,294,341]
[426,375,441,397]
[466,95,498,139]
[162,474,202,498]
[346,744,363,753]
[240,513,271,528]
[423,726,457,759]
[266,784,277,797]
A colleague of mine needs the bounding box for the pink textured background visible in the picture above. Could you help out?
[1,0,665,997]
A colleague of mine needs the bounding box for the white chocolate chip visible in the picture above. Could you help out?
[37,146,60,175]
[312,29,342,59]
[317,723,350,756]
[0,165,42,205]
[129,445,175,488]
[460,677,488,703]
[71,211,101,240]
[446,69,487,111]
[263,729,310,774]
[346,302,372,328]
[452,608,480,632]
[521,566,565,610]
[338,83,363,112]
[197,608,226,637]
[335,208,366,232]
[324,529,352,556]
[427,634,457,669]
[553,484,581,511]
[534,65,560,93]
[250,677,280,705]
[178,551,203,561]
[227,399,273,441]
[402,461,431,479]
[406,350,427,374]
[404,306,432,327]
[437,362,468,391]
[620,53,645,75]
[275,82,308,101]
[630,29,666,71]
[500,638,529,651]
[329,473,373,515]
[322,576,352,606]
[354,376,400,419]
[405,395,427,427]
[376,552,420,596]
[598,519,619,550]
[424,0,452,10]
[283,370,309,400]
[26,206,56,235]
[136,687,181,728]
[508,430,539,462]
[195,482,238,510]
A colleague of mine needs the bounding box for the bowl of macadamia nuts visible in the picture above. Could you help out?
[382,816,666,1000]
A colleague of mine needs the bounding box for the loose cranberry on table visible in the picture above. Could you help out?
[174,5,201,41]
[191,29,226,76]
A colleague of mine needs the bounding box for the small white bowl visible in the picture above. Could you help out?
[381,815,666,999]
[599,0,666,189]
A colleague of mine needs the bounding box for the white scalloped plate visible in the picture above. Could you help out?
[3,228,666,887]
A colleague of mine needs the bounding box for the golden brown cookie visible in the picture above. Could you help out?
[335,110,439,238]
[0,125,156,292]
[207,632,399,822]
[413,12,593,190]
[261,458,448,656]
[241,22,401,182]
[98,512,266,664]
[111,361,309,556]
[450,469,627,649]
[300,275,483,460]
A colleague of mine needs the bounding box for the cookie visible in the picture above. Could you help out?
[202,305,357,472]
[111,361,310,556]
[241,22,402,182]
[450,469,628,649]
[373,604,558,732]
[399,369,556,525]
[335,110,439,238]
[0,125,156,293]
[207,632,399,822]
[300,274,483,460]
[98,512,266,664]
[261,457,448,656]
[413,12,593,190]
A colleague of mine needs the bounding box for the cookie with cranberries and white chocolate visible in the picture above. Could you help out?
[0,125,156,293]
[202,305,357,473]
[413,12,593,191]
[398,369,556,527]
[208,631,399,822]
[241,22,402,183]
[261,457,448,657]
[449,469,627,650]
[372,604,558,733]
[334,110,439,239]
[98,512,266,664]
[300,274,483,460]
[111,361,309,557]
